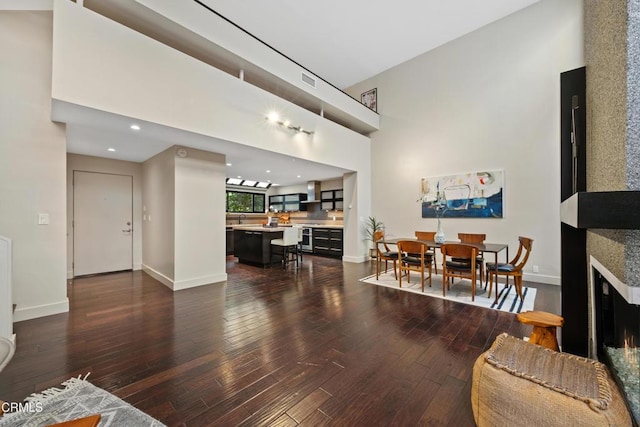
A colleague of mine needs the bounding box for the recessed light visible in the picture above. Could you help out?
[107,148,116,152]
[266,170,271,173]
[267,112,279,122]
[226,163,232,166]
[297,175,301,178]
[130,124,140,131]
[237,175,242,179]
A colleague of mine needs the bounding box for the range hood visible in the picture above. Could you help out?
[560,191,640,229]
[301,181,321,203]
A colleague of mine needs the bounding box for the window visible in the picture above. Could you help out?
[226,191,265,213]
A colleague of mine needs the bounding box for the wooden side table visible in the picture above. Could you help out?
[516,310,564,351]
[46,414,101,427]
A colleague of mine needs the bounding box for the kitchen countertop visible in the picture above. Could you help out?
[227,224,343,229]
[232,225,287,232]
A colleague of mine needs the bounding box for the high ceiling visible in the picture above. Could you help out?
[198,0,539,89]
[7,0,540,186]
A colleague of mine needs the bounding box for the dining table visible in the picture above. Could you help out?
[381,238,510,304]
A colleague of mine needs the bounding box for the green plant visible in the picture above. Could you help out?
[364,216,384,243]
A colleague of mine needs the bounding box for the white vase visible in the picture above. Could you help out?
[435,218,446,243]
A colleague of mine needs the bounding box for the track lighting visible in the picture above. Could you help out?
[266,114,313,135]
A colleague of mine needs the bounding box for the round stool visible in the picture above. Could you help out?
[516,310,564,351]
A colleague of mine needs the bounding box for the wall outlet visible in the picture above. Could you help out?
[532,265,539,273]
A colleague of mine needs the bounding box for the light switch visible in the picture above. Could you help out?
[38,213,49,225]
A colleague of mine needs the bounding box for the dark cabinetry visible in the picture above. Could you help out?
[320,189,343,211]
[234,229,283,266]
[268,193,307,212]
[313,228,343,257]
[226,227,234,255]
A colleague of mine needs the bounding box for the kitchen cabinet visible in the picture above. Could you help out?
[320,189,343,211]
[313,228,343,257]
[268,193,307,212]
[226,227,234,255]
[233,228,283,266]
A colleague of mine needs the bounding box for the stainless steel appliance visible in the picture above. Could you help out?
[301,227,313,252]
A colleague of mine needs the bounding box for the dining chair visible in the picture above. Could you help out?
[440,243,479,300]
[486,236,533,301]
[397,240,432,291]
[414,231,438,274]
[456,233,486,286]
[374,230,398,279]
[270,227,300,268]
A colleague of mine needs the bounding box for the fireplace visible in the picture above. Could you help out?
[592,262,640,424]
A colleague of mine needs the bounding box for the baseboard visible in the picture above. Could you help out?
[142,265,226,291]
[141,264,173,289]
[133,263,142,271]
[343,254,368,263]
[173,273,227,291]
[13,298,69,322]
[523,272,560,286]
[66,269,73,280]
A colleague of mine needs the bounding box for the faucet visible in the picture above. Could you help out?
[239,214,247,224]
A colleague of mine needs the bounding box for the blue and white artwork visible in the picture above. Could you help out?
[420,170,503,218]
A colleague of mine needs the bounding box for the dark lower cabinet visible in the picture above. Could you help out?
[233,229,283,266]
[226,227,234,255]
[313,228,343,257]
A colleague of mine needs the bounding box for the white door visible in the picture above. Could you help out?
[73,171,133,276]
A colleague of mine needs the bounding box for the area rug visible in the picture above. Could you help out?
[0,375,165,427]
[360,270,536,313]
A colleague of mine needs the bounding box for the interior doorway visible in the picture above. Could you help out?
[73,171,133,277]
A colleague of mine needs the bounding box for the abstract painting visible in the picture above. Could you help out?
[419,170,503,218]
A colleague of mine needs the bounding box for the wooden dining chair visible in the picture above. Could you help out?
[486,236,533,302]
[397,240,432,291]
[456,233,486,286]
[414,231,438,274]
[374,230,398,279]
[441,243,479,300]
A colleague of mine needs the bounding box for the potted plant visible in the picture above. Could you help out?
[364,216,384,259]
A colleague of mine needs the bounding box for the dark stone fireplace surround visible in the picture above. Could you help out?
[560,1,640,423]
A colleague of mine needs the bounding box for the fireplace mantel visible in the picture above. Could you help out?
[561,191,640,229]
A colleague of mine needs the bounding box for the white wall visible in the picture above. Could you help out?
[142,148,175,285]
[143,146,227,290]
[174,148,227,289]
[51,0,373,262]
[66,154,143,278]
[0,11,68,321]
[346,0,585,284]
[134,0,379,130]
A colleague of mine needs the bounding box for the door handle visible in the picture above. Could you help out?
[122,229,132,233]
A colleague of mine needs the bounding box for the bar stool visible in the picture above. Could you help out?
[270,227,300,269]
[516,310,564,351]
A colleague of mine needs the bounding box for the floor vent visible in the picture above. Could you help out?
[301,72,316,88]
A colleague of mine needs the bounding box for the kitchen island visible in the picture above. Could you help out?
[233,226,285,266]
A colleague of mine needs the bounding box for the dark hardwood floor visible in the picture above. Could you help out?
[0,255,560,426]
